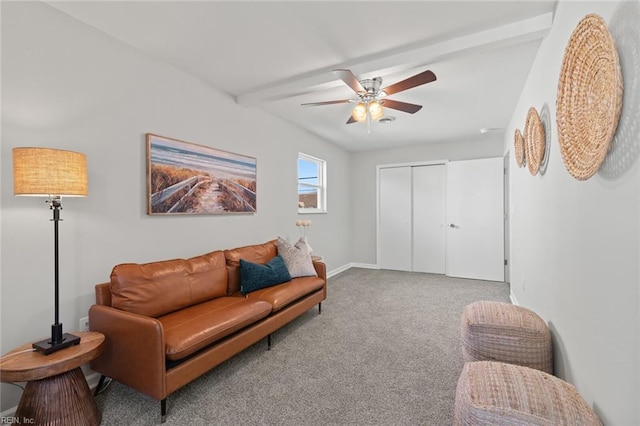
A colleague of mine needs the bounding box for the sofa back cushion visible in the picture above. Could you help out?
[110,250,228,317]
[224,240,277,295]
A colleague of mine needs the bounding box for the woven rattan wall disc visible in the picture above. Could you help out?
[514,129,525,167]
[525,107,545,176]
[556,13,623,180]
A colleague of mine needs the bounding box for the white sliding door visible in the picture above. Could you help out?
[378,164,446,273]
[412,165,446,274]
[446,158,504,281]
[378,167,412,271]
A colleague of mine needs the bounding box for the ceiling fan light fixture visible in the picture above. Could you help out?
[368,101,384,120]
[352,102,367,122]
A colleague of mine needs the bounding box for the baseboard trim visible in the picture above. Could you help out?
[350,263,380,270]
[1,371,101,418]
[510,291,519,306]
[328,263,379,278]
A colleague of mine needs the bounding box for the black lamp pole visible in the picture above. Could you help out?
[32,197,81,355]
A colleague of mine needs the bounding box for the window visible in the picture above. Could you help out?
[298,153,326,213]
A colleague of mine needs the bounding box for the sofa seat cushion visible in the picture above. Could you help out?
[246,276,324,312]
[158,297,272,361]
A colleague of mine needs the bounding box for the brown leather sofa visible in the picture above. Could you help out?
[89,239,326,423]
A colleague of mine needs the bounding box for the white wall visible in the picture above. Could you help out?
[0,2,352,411]
[507,1,639,424]
[4,1,638,423]
[350,137,504,265]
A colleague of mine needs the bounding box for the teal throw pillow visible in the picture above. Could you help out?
[240,255,292,294]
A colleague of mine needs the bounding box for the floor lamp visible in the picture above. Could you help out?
[13,147,88,355]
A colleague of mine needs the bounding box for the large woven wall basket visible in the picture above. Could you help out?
[556,13,623,180]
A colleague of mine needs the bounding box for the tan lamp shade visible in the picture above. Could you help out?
[13,147,88,197]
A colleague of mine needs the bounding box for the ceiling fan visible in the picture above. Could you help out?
[302,68,437,129]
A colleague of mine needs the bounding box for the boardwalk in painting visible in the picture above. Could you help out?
[147,135,256,214]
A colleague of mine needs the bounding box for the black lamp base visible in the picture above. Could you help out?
[33,333,81,355]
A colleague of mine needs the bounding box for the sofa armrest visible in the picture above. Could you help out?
[89,304,167,401]
[312,260,326,281]
[312,261,327,300]
[95,282,111,306]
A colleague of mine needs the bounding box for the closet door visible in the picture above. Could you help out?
[378,167,412,271]
[446,158,504,281]
[412,165,446,273]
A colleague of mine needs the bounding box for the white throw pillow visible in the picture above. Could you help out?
[277,236,318,278]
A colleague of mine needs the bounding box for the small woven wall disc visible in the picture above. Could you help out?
[514,128,525,167]
[525,107,546,176]
[556,13,623,180]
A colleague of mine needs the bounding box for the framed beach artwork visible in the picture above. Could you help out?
[146,133,257,215]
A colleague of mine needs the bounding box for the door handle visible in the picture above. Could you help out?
[449,224,456,228]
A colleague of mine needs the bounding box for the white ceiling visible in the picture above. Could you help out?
[47,1,557,152]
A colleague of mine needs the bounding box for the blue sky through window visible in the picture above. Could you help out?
[298,158,318,186]
[298,154,325,211]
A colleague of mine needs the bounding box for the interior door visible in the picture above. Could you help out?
[378,166,412,271]
[503,154,510,283]
[412,165,446,273]
[446,158,504,281]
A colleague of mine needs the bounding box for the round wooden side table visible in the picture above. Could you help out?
[0,331,105,426]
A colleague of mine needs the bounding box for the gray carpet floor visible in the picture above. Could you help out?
[96,268,510,425]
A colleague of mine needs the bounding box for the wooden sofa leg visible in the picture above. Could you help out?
[267,334,272,351]
[161,398,167,423]
[94,375,106,397]
[318,302,322,314]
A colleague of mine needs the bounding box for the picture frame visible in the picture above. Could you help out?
[146,133,257,215]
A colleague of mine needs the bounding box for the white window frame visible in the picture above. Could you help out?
[297,153,327,214]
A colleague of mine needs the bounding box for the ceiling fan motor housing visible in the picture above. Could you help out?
[360,77,383,96]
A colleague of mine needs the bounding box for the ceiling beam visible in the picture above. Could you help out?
[235,12,553,107]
